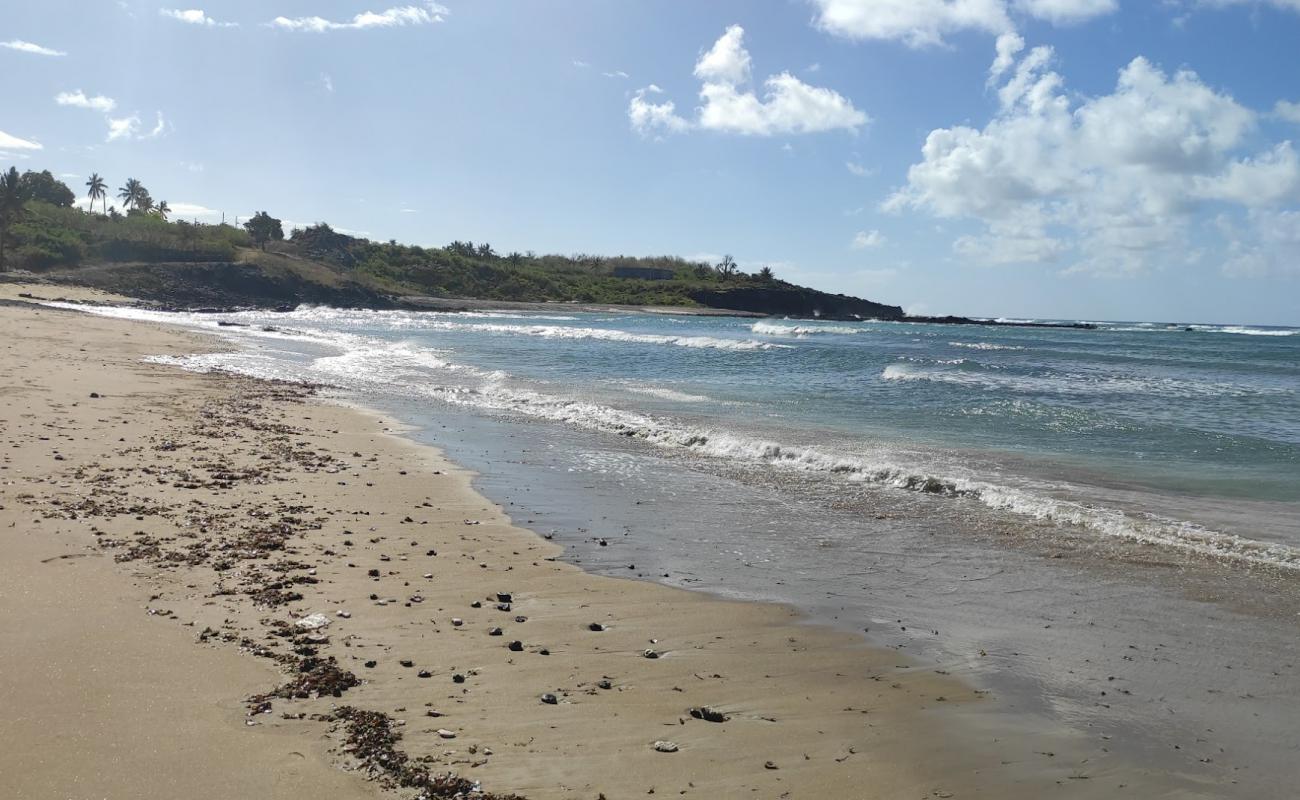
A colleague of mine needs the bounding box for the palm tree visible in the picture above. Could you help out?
[117,178,144,212]
[85,173,107,214]
[0,166,31,270]
[154,200,170,220]
[136,191,154,214]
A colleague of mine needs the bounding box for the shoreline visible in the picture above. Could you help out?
[0,287,1208,798]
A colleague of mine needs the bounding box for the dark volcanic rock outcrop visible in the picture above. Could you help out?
[688,286,904,321]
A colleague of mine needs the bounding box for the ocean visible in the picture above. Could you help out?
[60,302,1300,795]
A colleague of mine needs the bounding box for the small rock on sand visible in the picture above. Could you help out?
[294,613,331,630]
[653,741,679,753]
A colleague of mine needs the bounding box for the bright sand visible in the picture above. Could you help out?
[0,286,1199,799]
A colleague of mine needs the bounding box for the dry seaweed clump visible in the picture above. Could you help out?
[262,655,360,700]
[333,707,526,800]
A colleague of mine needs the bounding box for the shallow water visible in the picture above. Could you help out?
[59,302,1300,795]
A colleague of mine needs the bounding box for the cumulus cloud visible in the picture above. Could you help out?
[1012,0,1117,25]
[1276,100,1300,124]
[886,46,1300,276]
[629,25,868,138]
[0,130,43,150]
[1220,209,1300,277]
[852,229,886,248]
[808,0,1115,47]
[629,88,691,136]
[56,90,117,113]
[270,2,446,32]
[160,9,237,26]
[1,39,66,56]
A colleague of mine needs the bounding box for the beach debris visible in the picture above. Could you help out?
[336,610,352,619]
[644,649,661,659]
[417,670,432,678]
[399,659,414,668]
[451,618,464,627]
[365,661,377,668]
[488,626,503,636]
[453,673,466,683]
[688,707,728,723]
[256,655,359,700]
[540,693,558,705]
[496,592,513,603]
[764,761,779,770]
[329,708,523,798]
[294,613,331,631]
[653,741,679,753]
[597,680,613,690]
[507,640,524,652]
[588,622,606,632]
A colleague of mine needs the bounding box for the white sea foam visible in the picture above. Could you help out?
[751,320,860,336]
[882,363,1291,398]
[949,341,1026,351]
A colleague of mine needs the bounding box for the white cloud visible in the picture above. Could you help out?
[572,59,590,68]
[168,202,222,219]
[810,0,1013,47]
[852,229,886,248]
[695,25,752,85]
[990,32,1024,81]
[887,46,1300,276]
[1011,0,1117,25]
[321,73,335,93]
[148,111,169,138]
[0,130,43,150]
[1220,209,1300,277]
[846,160,874,177]
[603,70,630,79]
[56,90,117,113]
[630,25,868,138]
[160,8,237,27]
[270,2,446,32]
[808,0,1116,47]
[103,111,168,142]
[1275,100,1300,124]
[628,88,691,136]
[106,115,140,141]
[1,39,66,56]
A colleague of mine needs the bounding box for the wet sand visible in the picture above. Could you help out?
[0,286,1203,798]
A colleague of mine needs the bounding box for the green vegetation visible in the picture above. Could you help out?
[0,167,803,307]
[244,211,284,250]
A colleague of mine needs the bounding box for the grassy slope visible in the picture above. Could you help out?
[3,203,902,317]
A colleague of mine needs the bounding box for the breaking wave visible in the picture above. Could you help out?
[751,320,860,336]
[949,341,1026,351]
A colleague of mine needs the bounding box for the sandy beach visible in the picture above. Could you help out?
[0,288,1205,799]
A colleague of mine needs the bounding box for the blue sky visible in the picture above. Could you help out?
[2,0,1299,324]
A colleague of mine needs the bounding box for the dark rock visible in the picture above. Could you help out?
[689,707,728,723]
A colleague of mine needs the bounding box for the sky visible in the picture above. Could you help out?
[2,0,1299,325]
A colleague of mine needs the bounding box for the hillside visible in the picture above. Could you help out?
[0,190,905,320]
